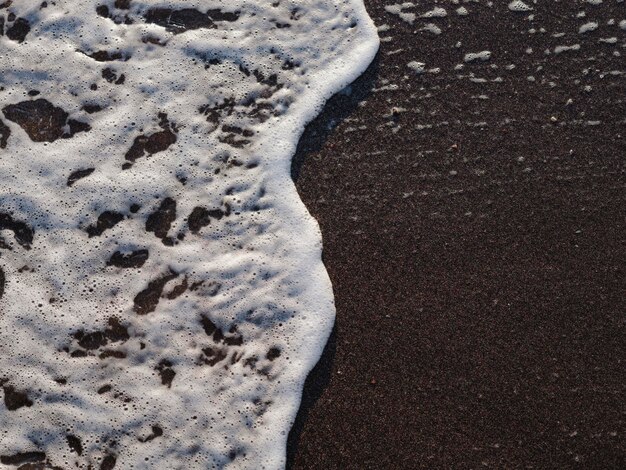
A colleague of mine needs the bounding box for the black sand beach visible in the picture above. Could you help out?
[289,1,625,468]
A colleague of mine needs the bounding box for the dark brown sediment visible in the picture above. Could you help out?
[288,1,625,468]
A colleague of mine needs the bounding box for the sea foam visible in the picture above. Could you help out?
[0,1,378,468]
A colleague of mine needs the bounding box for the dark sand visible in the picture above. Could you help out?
[288,1,625,468]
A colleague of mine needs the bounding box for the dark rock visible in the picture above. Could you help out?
[145,8,213,32]
[223,326,243,346]
[206,208,225,220]
[142,129,175,154]
[104,317,130,343]
[100,454,116,470]
[0,452,45,466]
[82,103,104,114]
[144,8,239,34]
[67,119,91,135]
[188,207,210,233]
[6,17,30,42]
[145,198,176,240]
[98,350,126,359]
[133,270,178,315]
[74,331,107,350]
[106,249,149,268]
[218,133,250,148]
[199,97,235,124]
[66,435,82,456]
[101,68,117,83]
[165,276,188,299]
[199,315,243,346]
[0,235,12,250]
[141,35,166,46]
[212,328,224,344]
[201,347,227,366]
[96,5,109,17]
[101,68,125,85]
[222,124,254,137]
[0,118,10,148]
[2,99,90,143]
[155,360,175,387]
[73,317,129,350]
[84,50,125,62]
[3,385,33,410]
[139,425,163,443]
[0,212,33,249]
[85,210,124,237]
[188,206,226,233]
[200,314,217,336]
[66,168,94,187]
[266,347,281,361]
[70,350,88,358]
[124,115,177,165]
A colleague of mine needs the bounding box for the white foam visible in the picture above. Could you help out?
[421,7,447,18]
[508,1,533,12]
[407,61,426,74]
[422,23,443,35]
[385,4,416,24]
[0,0,378,468]
[554,43,581,54]
[579,21,599,33]
[464,51,492,62]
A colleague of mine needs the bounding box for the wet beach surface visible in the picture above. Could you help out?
[289,1,625,469]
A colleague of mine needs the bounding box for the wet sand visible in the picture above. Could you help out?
[289,1,625,468]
